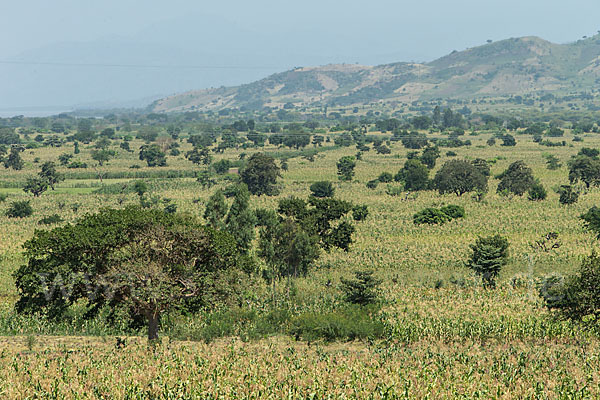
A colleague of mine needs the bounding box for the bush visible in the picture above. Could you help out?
[5,200,33,218]
[413,208,451,225]
[366,180,379,189]
[340,270,382,306]
[377,172,393,183]
[540,252,600,322]
[289,306,384,342]
[352,205,369,221]
[558,185,579,205]
[581,206,600,238]
[439,204,465,219]
[38,214,64,225]
[466,234,509,288]
[0,193,7,202]
[309,181,334,198]
[528,182,547,201]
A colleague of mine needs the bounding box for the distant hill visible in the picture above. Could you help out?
[151,35,600,113]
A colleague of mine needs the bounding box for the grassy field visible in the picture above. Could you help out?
[0,129,599,397]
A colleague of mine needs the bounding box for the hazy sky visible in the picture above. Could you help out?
[1,0,600,110]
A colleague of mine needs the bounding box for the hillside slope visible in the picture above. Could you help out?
[151,35,600,112]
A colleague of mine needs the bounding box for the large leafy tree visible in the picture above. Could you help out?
[497,160,535,196]
[14,206,245,341]
[433,160,488,196]
[336,156,356,181]
[240,152,281,196]
[139,144,167,167]
[568,155,600,189]
[395,159,429,191]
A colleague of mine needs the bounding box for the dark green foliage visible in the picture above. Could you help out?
[4,146,24,170]
[186,146,212,166]
[340,271,382,306]
[336,156,356,181]
[433,160,488,196]
[366,179,379,189]
[413,208,451,225]
[377,172,393,183]
[58,153,73,166]
[39,161,63,190]
[139,144,167,167]
[38,214,64,225]
[352,205,369,221]
[528,182,547,201]
[310,181,335,198]
[540,251,600,322]
[133,181,148,198]
[395,159,429,191]
[578,148,599,158]
[0,193,7,202]
[204,189,228,229]
[545,155,562,170]
[0,127,20,145]
[466,235,509,288]
[401,131,428,149]
[420,146,440,169]
[500,134,516,146]
[497,161,535,196]
[13,206,245,340]
[558,185,579,205]
[23,177,48,197]
[289,305,385,342]
[196,170,216,188]
[568,156,600,189]
[224,184,257,254]
[439,204,465,219]
[471,158,490,177]
[212,159,232,174]
[581,206,600,238]
[5,200,33,218]
[240,152,281,196]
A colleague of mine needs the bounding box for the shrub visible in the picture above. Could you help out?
[540,252,600,321]
[581,206,600,238]
[38,214,64,225]
[0,193,7,202]
[558,185,579,205]
[340,271,382,306]
[528,182,547,201]
[352,205,369,221]
[309,181,335,198]
[439,204,465,219]
[413,208,451,225]
[5,200,33,218]
[366,180,379,189]
[466,234,509,288]
[377,172,393,183]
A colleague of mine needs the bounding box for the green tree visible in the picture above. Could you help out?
[528,182,547,201]
[139,144,167,167]
[23,177,49,197]
[336,156,356,181]
[540,251,600,321]
[581,206,600,238]
[91,149,116,166]
[558,185,579,205]
[224,184,257,254]
[5,200,33,218]
[420,146,440,169]
[39,161,63,190]
[4,146,24,170]
[340,271,382,306]
[240,152,281,196]
[310,181,335,198]
[204,189,228,229]
[433,160,488,196]
[568,156,600,189]
[466,234,509,288]
[395,159,430,191]
[13,206,246,341]
[185,146,212,166]
[496,160,535,196]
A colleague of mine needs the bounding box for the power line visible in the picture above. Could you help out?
[0,60,284,70]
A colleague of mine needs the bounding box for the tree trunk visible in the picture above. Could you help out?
[147,312,159,341]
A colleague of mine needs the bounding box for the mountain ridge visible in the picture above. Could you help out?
[151,35,600,113]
